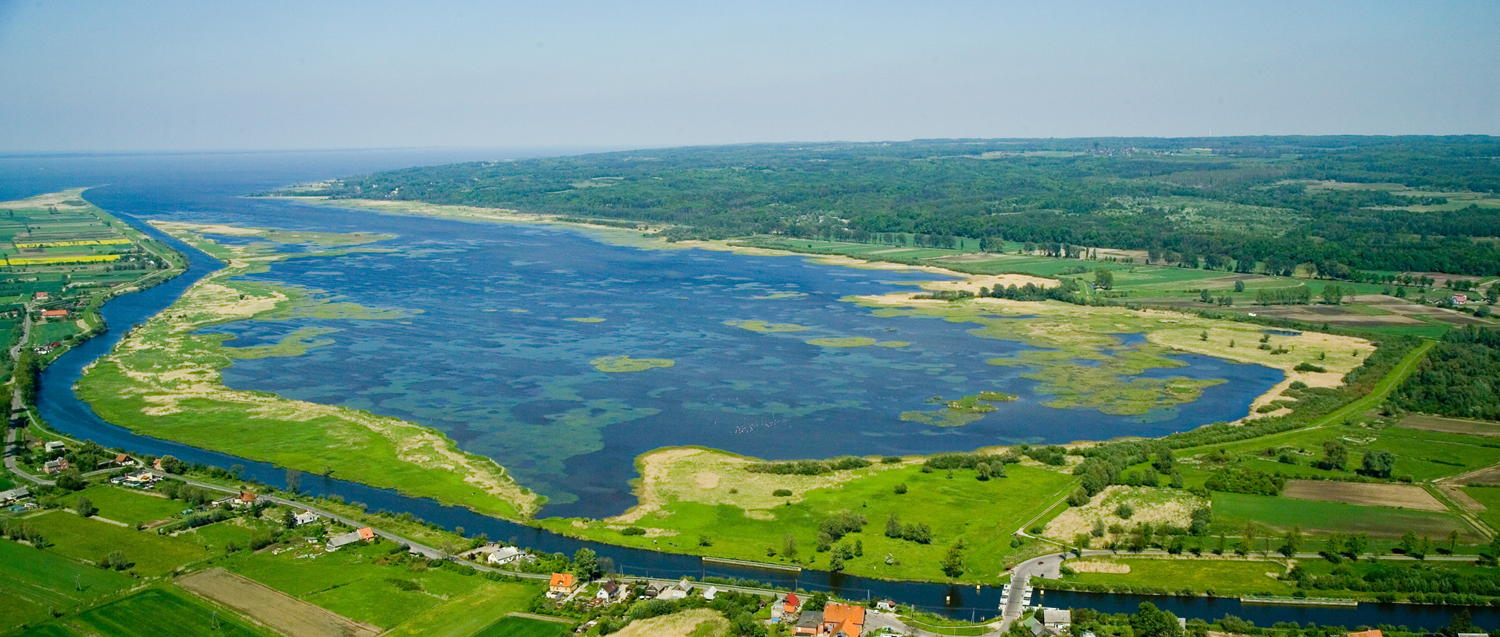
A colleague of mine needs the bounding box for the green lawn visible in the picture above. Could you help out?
[379,582,544,637]
[470,616,572,637]
[1060,557,1294,597]
[24,511,211,577]
[223,540,497,630]
[540,463,1077,582]
[0,539,138,635]
[1211,492,1481,540]
[15,587,274,637]
[64,485,188,526]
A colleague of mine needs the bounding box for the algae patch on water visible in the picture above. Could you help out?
[876,341,910,348]
[902,391,1019,427]
[566,317,606,323]
[591,356,675,373]
[725,320,808,333]
[221,326,340,360]
[805,337,878,347]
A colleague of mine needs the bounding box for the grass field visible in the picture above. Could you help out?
[0,539,137,635]
[1060,557,1294,597]
[1461,487,1500,535]
[1401,415,1500,437]
[541,456,1077,582]
[64,485,187,526]
[223,540,503,630]
[24,510,210,577]
[469,616,573,637]
[1211,492,1481,540]
[15,587,275,637]
[382,584,546,637]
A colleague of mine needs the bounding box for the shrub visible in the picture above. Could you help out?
[621,526,646,536]
[772,489,793,497]
[1295,362,1327,373]
[894,483,908,494]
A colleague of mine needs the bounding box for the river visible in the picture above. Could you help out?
[5,150,1492,628]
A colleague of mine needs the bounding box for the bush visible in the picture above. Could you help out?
[1205,465,1286,496]
[772,489,792,497]
[1294,362,1327,373]
[894,483,908,494]
[621,526,646,536]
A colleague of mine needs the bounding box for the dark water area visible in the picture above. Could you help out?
[6,151,1490,627]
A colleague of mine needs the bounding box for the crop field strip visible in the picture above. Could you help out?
[15,587,277,637]
[1281,480,1448,511]
[177,568,382,637]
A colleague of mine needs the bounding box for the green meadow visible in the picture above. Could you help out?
[1210,492,1481,541]
[1060,557,1295,597]
[63,485,189,527]
[542,462,1077,582]
[23,511,211,577]
[470,616,573,637]
[0,539,137,635]
[14,587,274,637]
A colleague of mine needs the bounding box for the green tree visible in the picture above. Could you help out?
[976,462,992,481]
[1361,450,1395,478]
[1322,284,1343,305]
[1130,602,1185,637]
[940,542,965,578]
[1199,289,1212,303]
[74,496,96,518]
[1280,527,1302,557]
[1094,269,1114,290]
[1320,439,1347,470]
[1234,280,1246,293]
[572,547,599,579]
[782,534,798,559]
[282,508,297,529]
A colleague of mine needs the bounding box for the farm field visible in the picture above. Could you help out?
[1058,557,1295,597]
[13,587,274,637]
[22,510,211,577]
[469,616,574,637]
[0,539,137,635]
[1400,415,1500,437]
[1461,487,1500,534]
[539,448,1078,581]
[177,568,382,637]
[1211,492,1481,540]
[1281,480,1447,511]
[222,540,507,630]
[605,609,728,637]
[63,485,188,526]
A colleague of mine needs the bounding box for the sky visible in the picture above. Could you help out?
[1,0,1496,152]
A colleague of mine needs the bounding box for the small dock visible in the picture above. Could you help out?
[702,556,802,573]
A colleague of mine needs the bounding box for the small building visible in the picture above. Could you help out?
[1024,616,1044,636]
[293,511,320,526]
[326,527,376,550]
[114,453,134,467]
[594,580,620,604]
[44,441,65,454]
[1043,609,1072,630]
[783,592,801,614]
[487,546,525,566]
[33,291,48,301]
[875,599,897,612]
[0,486,30,505]
[43,458,70,474]
[1453,294,1469,305]
[41,309,68,319]
[793,611,823,636]
[548,572,579,597]
[657,578,692,601]
[1348,631,1383,637]
[218,491,259,508]
[702,586,718,601]
[821,602,865,637]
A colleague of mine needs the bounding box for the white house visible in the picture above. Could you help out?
[702,586,718,601]
[44,441,65,454]
[293,511,320,526]
[1043,609,1072,630]
[487,546,526,566]
[327,527,375,550]
[658,579,693,601]
[0,486,30,505]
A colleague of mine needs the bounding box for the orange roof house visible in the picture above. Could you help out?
[549,572,578,594]
[357,527,375,541]
[41,309,68,319]
[1348,631,1382,637]
[783,592,801,614]
[238,491,257,504]
[822,602,866,637]
[33,292,48,300]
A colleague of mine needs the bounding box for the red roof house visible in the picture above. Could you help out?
[41,309,68,319]
[357,527,375,541]
[822,602,866,637]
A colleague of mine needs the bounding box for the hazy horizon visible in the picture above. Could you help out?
[3,1,1497,153]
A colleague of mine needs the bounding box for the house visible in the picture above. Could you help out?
[1043,609,1071,630]
[820,602,865,637]
[548,573,579,597]
[0,486,30,505]
[783,592,801,615]
[293,511,320,527]
[640,582,665,599]
[118,470,157,487]
[487,546,525,566]
[1023,616,1044,636]
[153,458,163,471]
[875,599,897,612]
[594,580,620,604]
[327,527,376,550]
[114,453,134,467]
[44,441,65,454]
[218,491,259,508]
[702,586,718,601]
[1348,631,1383,637]
[793,611,823,636]
[657,578,692,601]
[1453,294,1469,305]
[41,309,68,319]
[43,458,70,474]
[33,292,48,301]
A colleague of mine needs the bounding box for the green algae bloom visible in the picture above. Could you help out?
[566,317,606,323]
[591,356,675,373]
[725,319,809,333]
[805,337,878,347]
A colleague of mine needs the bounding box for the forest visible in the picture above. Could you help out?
[1392,326,1500,420]
[284,136,1500,276]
